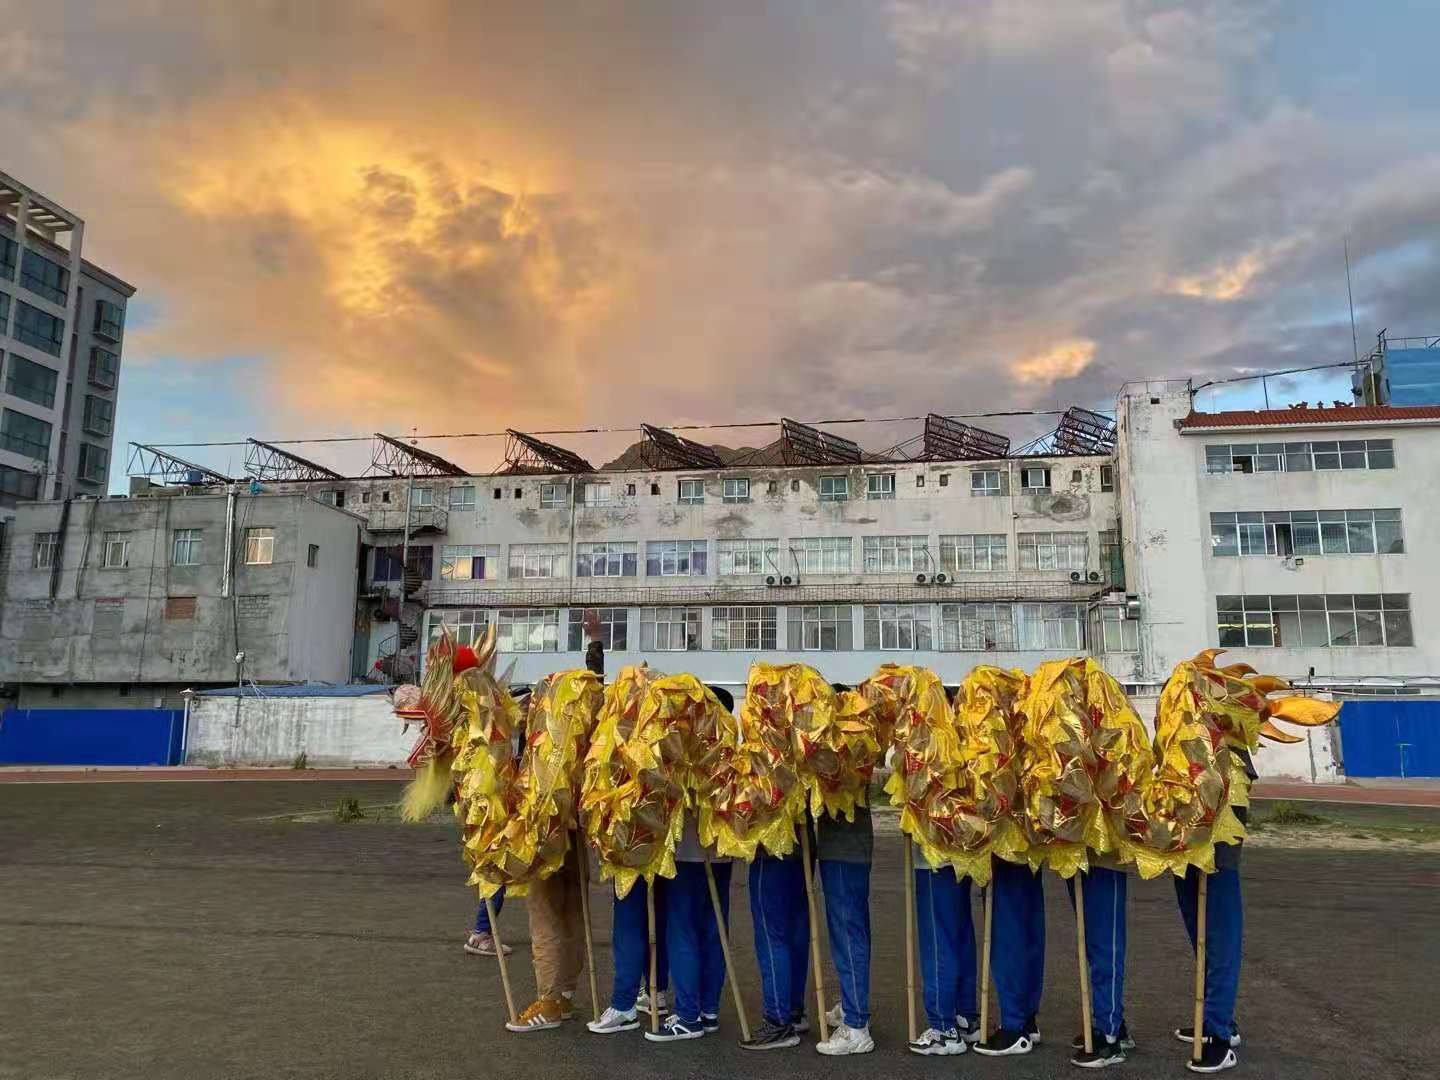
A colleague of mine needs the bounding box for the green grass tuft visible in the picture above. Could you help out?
[334,797,365,823]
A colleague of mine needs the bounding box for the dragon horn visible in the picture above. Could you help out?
[1250,674,1291,694]
[1220,662,1258,677]
[1268,696,1343,727]
[1259,719,1305,744]
[1191,648,1225,667]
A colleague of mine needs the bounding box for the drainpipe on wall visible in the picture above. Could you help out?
[221,483,236,599]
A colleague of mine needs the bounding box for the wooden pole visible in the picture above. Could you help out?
[705,853,751,1041]
[646,884,660,1033]
[798,825,829,1042]
[574,838,599,1022]
[979,875,993,1042]
[486,894,518,1028]
[1075,872,1093,1054]
[1192,873,1209,1064]
[902,837,918,1044]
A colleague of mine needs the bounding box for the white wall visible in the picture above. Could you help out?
[184,692,408,767]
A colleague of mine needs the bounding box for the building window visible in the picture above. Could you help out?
[94,299,125,341]
[1099,529,1124,588]
[716,537,779,576]
[1,408,52,460]
[576,541,638,577]
[939,534,1008,573]
[5,354,58,409]
[678,478,704,505]
[243,527,274,565]
[540,482,569,509]
[640,606,700,650]
[307,544,320,568]
[938,602,1084,650]
[0,290,9,330]
[1018,531,1088,571]
[862,535,930,573]
[83,394,114,437]
[970,469,1003,496]
[428,608,491,648]
[440,544,500,580]
[866,472,896,500]
[1094,606,1138,652]
[938,473,949,487]
[646,540,707,577]
[88,347,119,389]
[0,464,40,502]
[0,234,15,280]
[1217,593,1412,648]
[790,605,853,651]
[497,608,560,652]
[171,528,203,566]
[1021,466,1051,494]
[790,536,851,573]
[101,531,131,569]
[380,491,391,504]
[77,443,109,484]
[819,475,848,502]
[448,484,475,511]
[711,605,778,650]
[863,603,933,650]
[1211,509,1404,557]
[1205,439,1395,474]
[1100,464,1114,492]
[493,487,502,499]
[20,248,69,305]
[722,477,751,503]
[411,487,434,507]
[32,531,59,569]
[508,543,568,579]
[583,481,611,506]
[373,547,405,582]
[651,483,661,495]
[12,301,64,356]
[567,607,629,651]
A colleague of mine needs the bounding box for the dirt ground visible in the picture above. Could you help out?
[1,779,1436,1080]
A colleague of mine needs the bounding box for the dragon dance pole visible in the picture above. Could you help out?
[979,878,993,1041]
[1192,873,1209,1064]
[704,851,751,1042]
[1075,872,1094,1055]
[646,885,660,1034]
[574,836,600,1023]
[902,836,918,1044]
[485,894,518,1027]
[798,825,829,1042]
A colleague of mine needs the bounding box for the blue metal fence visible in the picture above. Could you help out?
[1337,699,1440,778]
[0,708,186,766]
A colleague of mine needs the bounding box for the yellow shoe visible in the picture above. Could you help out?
[506,997,565,1033]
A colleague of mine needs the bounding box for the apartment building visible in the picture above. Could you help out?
[0,170,134,506]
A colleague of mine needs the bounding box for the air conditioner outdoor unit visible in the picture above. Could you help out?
[1069,571,1083,582]
[766,575,778,586]
[1087,571,1101,582]
[782,575,794,586]
[915,573,930,585]
[933,572,950,585]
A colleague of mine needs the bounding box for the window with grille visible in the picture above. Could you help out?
[640,606,701,651]
[939,534,1007,572]
[1217,593,1412,648]
[711,606,778,650]
[862,535,930,573]
[508,543,568,579]
[243,527,274,565]
[645,540,707,577]
[863,604,933,650]
[497,608,559,652]
[1018,531,1088,571]
[1205,439,1395,474]
[567,607,629,650]
[440,544,500,580]
[790,536,851,573]
[576,541,638,577]
[938,602,1084,650]
[715,537,778,576]
[1094,606,1138,652]
[789,605,853,651]
[541,482,569,508]
[171,528,203,566]
[428,608,492,648]
[1100,464,1114,491]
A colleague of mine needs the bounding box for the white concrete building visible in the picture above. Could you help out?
[0,170,134,505]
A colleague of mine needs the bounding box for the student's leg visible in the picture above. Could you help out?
[785,854,810,1020]
[990,858,1044,1032]
[527,873,567,1000]
[652,876,671,995]
[954,874,977,1026]
[748,853,794,1025]
[1068,868,1127,1039]
[819,859,871,1029]
[666,864,706,1023]
[557,849,586,996]
[1203,866,1243,1040]
[913,865,958,1031]
[698,862,733,1018]
[610,881,648,1011]
[475,885,506,934]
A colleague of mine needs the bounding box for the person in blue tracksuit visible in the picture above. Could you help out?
[974,856,1045,1057]
[644,816,732,1042]
[740,818,811,1050]
[465,887,511,956]
[908,854,979,1055]
[1067,864,1134,1068]
[587,879,669,1034]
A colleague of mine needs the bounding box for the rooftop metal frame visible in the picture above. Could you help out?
[637,423,725,469]
[1014,406,1116,457]
[757,417,865,466]
[884,413,1011,462]
[370,433,469,478]
[127,443,232,485]
[500,430,594,475]
[244,439,344,482]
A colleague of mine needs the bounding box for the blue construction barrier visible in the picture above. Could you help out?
[0,708,186,766]
[1337,699,1440,779]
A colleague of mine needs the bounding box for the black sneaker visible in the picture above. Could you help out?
[909,1027,966,1056]
[1074,1024,1136,1051]
[1175,1026,1241,1048]
[702,1013,720,1034]
[1071,1035,1128,1069]
[974,1028,1034,1056]
[741,1019,800,1051]
[1186,1037,1239,1073]
[643,1014,705,1043]
[791,1012,810,1035]
[1025,1016,1042,1044]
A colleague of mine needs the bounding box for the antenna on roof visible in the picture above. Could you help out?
[1345,235,1360,367]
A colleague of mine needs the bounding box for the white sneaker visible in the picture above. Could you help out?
[910,1027,967,1056]
[955,1014,982,1044]
[817,1023,875,1056]
[588,1006,639,1034]
[636,988,668,1012]
[824,1003,844,1028]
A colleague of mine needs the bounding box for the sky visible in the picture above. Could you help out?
[4,1,1440,482]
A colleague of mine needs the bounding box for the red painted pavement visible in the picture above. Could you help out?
[1251,780,1440,808]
